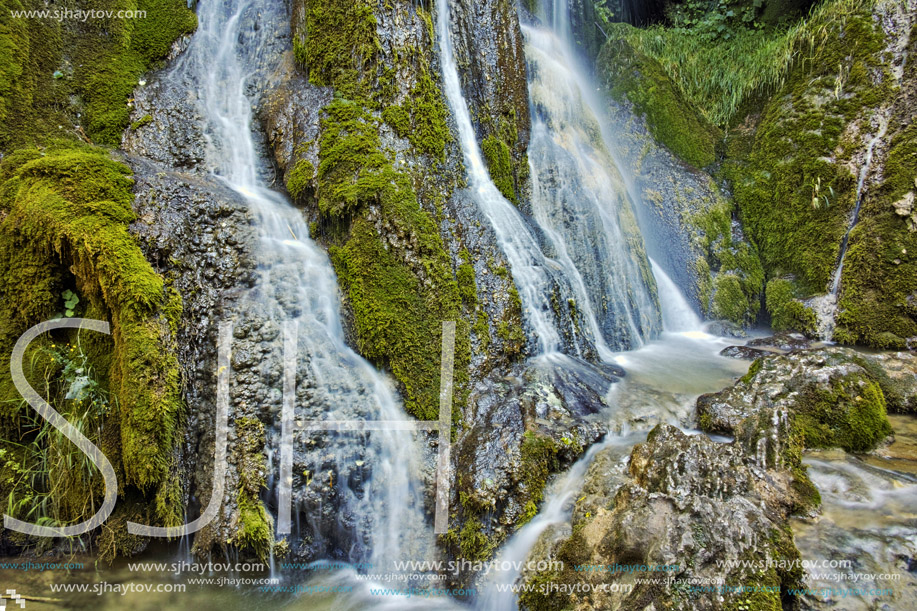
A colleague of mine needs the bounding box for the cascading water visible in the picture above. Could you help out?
[651,259,703,333]
[437,0,660,359]
[167,0,430,566]
[524,25,663,351]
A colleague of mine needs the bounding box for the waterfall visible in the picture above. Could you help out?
[524,24,663,351]
[167,0,429,565]
[438,0,661,359]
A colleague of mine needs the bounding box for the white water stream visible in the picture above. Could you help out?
[175,0,430,566]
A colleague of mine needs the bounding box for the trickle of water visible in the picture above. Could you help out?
[830,117,889,296]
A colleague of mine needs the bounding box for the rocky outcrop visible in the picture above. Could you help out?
[261,0,612,564]
[126,157,262,558]
[519,424,806,611]
[698,348,909,449]
[517,343,914,610]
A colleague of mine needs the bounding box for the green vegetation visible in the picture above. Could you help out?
[727,0,888,301]
[834,75,917,347]
[692,195,764,324]
[765,277,816,333]
[286,158,315,201]
[598,25,720,167]
[294,0,469,420]
[232,417,273,562]
[518,431,559,525]
[1,333,111,532]
[794,375,893,453]
[0,143,185,534]
[609,0,876,128]
[482,135,517,202]
[0,0,197,150]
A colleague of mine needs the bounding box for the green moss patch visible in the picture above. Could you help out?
[0,142,184,529]
[232,417,273,562]
[692,194,765,325]
[0,0,197,150]
[794,375,893,453]
[727,3,889,295]
[482,134,516,202]
[598,24,720,168]
[293,1,470,420]
[765,277,817,334]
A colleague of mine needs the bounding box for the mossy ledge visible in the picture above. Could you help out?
[598,23,721,169]
[0,143,185,539]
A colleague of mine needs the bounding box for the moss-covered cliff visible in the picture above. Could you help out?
[280,0,471,421]
[596,0,917,345]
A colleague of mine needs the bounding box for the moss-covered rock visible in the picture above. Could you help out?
[598,24,721,168]
[519,425,805,611]
[689,193,765,325]
[231,417,273,562]
[765,277,817,334]
[481,134,516,203]
[0,142,185,536]
[288,1,469,420]
[0,0,196,150]
[698,348,894,457]
[833,18,917,347]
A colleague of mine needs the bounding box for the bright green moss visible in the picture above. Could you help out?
[286,158,315,201]
[794,376,892,453]
[294,0,470,420]
[481,135,516,203]
[129,114,153,131]
[598,24,720,168]
[728,5,889,296]
[297,0,379,100]
[457,257,477,308]
[693,194,765,325]
[765,277,817,334]
[712,274,752,324]
[518,431,559,526]
[0,143,184,525]
[381,104,411,138]
[232,417,274,562]
[835,122,917,347]
[0,0,196,149]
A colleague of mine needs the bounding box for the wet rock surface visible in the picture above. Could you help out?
[698,348,906,443]
[520,424,805,611]
[719,332,820,359]
[126,156,259,553]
